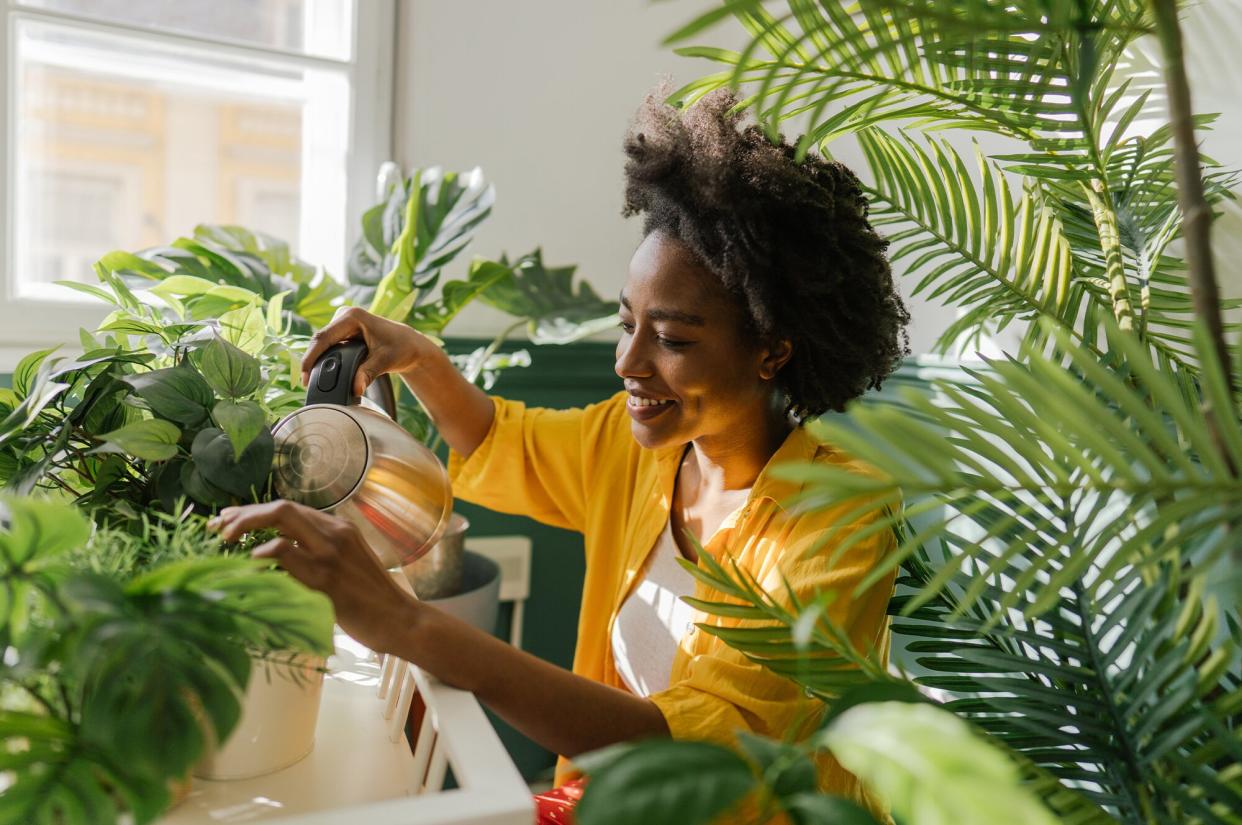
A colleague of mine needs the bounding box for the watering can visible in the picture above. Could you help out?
[271,340,452,569]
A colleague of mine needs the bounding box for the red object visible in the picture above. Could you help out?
[533,778,586,824]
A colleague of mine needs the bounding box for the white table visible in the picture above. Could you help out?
[162,628,534,825]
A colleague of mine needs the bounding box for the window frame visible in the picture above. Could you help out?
[0,0,394,370]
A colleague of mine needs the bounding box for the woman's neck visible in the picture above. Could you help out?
[683,398,794,494]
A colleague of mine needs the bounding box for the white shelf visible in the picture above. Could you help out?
[161,629,533,825]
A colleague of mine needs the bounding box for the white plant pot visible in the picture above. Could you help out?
[193,654,326,780]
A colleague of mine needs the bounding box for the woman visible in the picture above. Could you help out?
[208,90,909,820]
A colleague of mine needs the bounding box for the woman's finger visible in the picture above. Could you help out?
[208,500,334,553]
[252,536,326,591]
[300,308,367,386]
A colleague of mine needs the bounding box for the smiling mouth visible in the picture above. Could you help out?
[627,395,674,408]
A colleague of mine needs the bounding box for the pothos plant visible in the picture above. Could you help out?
[0,164,617,519]
[0,495,335,825]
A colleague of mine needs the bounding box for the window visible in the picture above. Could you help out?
[0,0,394,367]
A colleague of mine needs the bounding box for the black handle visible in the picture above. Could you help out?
[305,341,397,418]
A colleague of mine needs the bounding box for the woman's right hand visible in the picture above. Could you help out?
[301,307,437,396]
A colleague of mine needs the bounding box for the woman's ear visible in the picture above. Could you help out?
[759,339,793,380]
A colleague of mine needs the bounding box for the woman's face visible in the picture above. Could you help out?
[615,231,789,451]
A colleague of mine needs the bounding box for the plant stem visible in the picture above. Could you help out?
[1149,6,1240,585]
[1084,182,1136,332]
[464,320,526,385]
[1150,0,1236,412]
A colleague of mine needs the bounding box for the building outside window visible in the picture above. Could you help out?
[0,0,394,367]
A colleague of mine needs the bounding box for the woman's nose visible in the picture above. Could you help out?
[615,336,651,379]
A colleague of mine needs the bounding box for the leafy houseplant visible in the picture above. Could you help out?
[575,2,1242,824]
[345,164,619,444]
[0,165,617,521]
[0,496,334,824]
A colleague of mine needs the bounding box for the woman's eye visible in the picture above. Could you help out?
[618,321,635,334]
[658,337,690,350]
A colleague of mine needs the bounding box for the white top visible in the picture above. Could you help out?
[611,520,698,697]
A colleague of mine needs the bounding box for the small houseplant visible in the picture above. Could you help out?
[0,495,334,824]
[0,164,617,528]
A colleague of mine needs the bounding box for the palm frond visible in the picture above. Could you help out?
[679,544,895,701]
[667,0,1148,177]
[897,531,1242,823]
[859,128,1095,362]
[776,317,1242,625]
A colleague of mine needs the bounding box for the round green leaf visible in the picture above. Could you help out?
[820,702,1059,825]
[211,400,266,460]
[123,366,215,426]
[576,740,756,825]
[191,426,273,499]
[201,336,261,399]
[783,794,879,825]
[217,305,266,355]
[99,419,181,462]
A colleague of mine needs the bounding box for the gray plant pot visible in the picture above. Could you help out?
[402,512,468,599]
[420,550,501,636]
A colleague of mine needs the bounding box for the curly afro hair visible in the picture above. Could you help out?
[622,87,910,419]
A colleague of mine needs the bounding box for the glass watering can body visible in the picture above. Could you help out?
[271,341,452,569]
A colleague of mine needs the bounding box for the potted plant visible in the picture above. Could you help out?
[0,495,334,824]
[571,2,1242,824]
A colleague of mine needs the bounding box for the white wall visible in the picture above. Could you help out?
[391,0,956,353]
[392,0,1241,355]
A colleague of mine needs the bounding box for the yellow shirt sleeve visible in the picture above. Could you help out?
[447,395,605,533]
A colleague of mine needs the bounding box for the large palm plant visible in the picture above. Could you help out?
[575,2,1242,824]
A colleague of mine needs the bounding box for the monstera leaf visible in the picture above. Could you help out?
[478,249,619,344]
[406,259,514,337]
[359,166,496,320]
[91,226,344,334]
[0,710,171,825]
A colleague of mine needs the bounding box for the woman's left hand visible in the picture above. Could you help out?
[207,500,417,654]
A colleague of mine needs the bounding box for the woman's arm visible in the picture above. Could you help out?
[394,598,669,757]
[301,307,495,457]
[207,501,669,759]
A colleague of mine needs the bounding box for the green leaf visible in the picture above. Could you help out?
[819,701,1060,825]
[407,258,514,335]
[180,461,234,508]
[818,680,931,728]
[476,249,619,344]
[200,335,261,399]
[0,710,168,825]
[217,304,266,355]
[123,366,215,426]
[783,794,880,825]
[97,317,168,338]
[191,426,273,499]
[60,573,249,785]
[0,495,91,569]
[576,739,756,825]
[363,166,496,318]
[98,419,181,461]
[211,400,267,461]
[133,557,336,656]
[55,279,122,306]
[736,731,817,801]
[13,347,58,397]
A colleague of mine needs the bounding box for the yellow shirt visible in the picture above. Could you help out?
[448,391,896,815]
